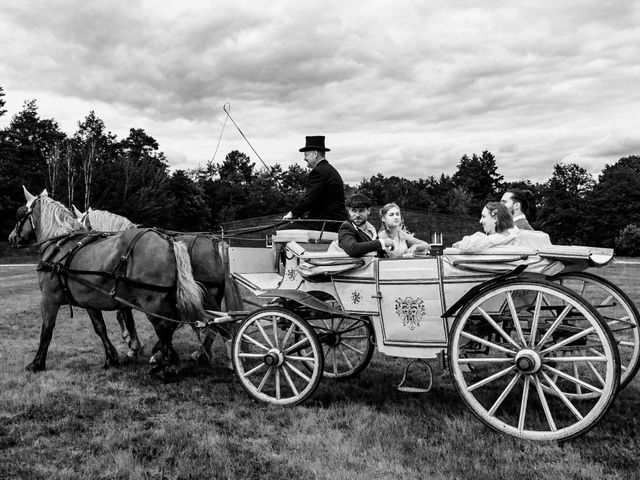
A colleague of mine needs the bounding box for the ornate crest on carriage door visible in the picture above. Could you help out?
[394,297,426,330]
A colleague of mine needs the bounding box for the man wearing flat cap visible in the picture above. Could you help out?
[282,135,346,232]
[338,193,394,257]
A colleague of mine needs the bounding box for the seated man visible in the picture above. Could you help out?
[338,193,393,257]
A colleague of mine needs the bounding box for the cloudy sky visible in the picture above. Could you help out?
[1,0,639,185]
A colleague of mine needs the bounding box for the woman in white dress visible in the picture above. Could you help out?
[453,201,519,252]
[378,203,430,257]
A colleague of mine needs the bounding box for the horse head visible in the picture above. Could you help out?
[8,187,84,247]
[8,186,43,247]
[73,205,91,229]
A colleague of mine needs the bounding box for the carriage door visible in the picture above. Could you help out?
[376,258,447,350]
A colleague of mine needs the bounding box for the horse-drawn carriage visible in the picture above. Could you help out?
[218,226,637,441]
[9,189,639,442]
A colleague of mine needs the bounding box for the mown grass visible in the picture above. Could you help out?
[1,265,639,479]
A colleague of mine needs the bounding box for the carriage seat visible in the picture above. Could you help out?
[286,241,374,278]
[442,246,561,275]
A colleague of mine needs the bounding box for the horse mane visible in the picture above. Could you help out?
[88,209,136,231]
[38,196,85,239]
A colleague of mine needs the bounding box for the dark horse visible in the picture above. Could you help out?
[73,206,244,364]
[8,187,206,377]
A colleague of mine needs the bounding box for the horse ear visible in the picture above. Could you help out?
[41,189,49,197]
[88,207,93,212]
[23,186,36,207]
[72,205,83,218]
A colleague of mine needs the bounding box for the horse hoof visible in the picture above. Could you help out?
[25,362,45,372]
[149,352,164,364]
[190,351,211,366]
[127,349,137,358]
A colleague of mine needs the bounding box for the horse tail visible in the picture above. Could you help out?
[217,240,244,311]
[172,240,205,323]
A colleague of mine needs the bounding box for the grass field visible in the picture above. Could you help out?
[1,261,640,480]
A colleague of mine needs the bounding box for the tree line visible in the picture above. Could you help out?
[1,86,639,253]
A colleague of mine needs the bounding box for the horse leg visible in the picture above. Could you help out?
[116,308,144,357]
[148,317,180,381]
[86,308,120,369]
[190,287,221,366]
[26,299,61,371]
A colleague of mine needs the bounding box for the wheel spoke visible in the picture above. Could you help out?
[460,331,517,356]
[467,365,518,392]
[478,307,522,350]
[543,356,608,362]
[241,333,270,351]
[540,327,596,355]
[506,292,527,346]
[255,320,274,349]
[285,360,312,382]
[541,371,583,420]
[272,318,279,348]
[518,376,531,431]
[286,355,316,363]
[543,365,602,393]
[572,362,582,395]
[275,368,281,400]
[488,372,522,416]
[533,375,557,432]
[243,362,267,378]
[535,304,573,348]
[281,323,296,348]
[257,367,273,392]
[284,337,312,354]
[341,341,365,355]
[337,345,355,370]
[586,361,606,387]
[529,292,543,347]
[282,364,299,396]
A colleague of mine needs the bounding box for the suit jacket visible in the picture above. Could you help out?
[514,215,533,230]
[292,160,346,221]
[338,221,385,257]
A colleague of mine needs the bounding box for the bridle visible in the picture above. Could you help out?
[13,196,39,245]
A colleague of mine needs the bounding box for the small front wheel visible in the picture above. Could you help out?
[232,307,324,405]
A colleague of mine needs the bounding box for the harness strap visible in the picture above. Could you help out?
[109,228,156,297]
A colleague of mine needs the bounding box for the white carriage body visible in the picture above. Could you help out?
[229,229,614,360]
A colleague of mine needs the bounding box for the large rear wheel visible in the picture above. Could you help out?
[448,279,620,441]
[232,307,323,405]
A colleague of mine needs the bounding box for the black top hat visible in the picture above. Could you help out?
[299,135,330,152]
[346,193,371,208]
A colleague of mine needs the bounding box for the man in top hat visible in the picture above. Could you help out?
[338,193,394,257]
[282,135,346,232]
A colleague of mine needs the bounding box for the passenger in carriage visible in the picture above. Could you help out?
[282,135,346,232]
[453,202,551,253]
[338,193,394,257]
[378,203,430,257]
[501,189,533,230]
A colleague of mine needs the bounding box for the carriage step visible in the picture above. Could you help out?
[397,360,433,393]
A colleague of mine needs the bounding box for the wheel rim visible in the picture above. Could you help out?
[449,281,619,441]
[232,308,323,405]
[556,272,640,392]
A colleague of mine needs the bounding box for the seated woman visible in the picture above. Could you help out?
[378,203,430,257]
[453,201,519,253]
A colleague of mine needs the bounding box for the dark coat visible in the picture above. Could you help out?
[292,160,346,221]
[338,221,385,257]
[515,216,533,230]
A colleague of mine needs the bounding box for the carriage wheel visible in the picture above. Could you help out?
[554,271,640,392]
[301,293,375,379]
[448,279,620,441]
[232,307,323,405]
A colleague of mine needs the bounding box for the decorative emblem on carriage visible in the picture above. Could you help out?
[351,290,362,304]
[395,297,426,330]
[285,268,297,281]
